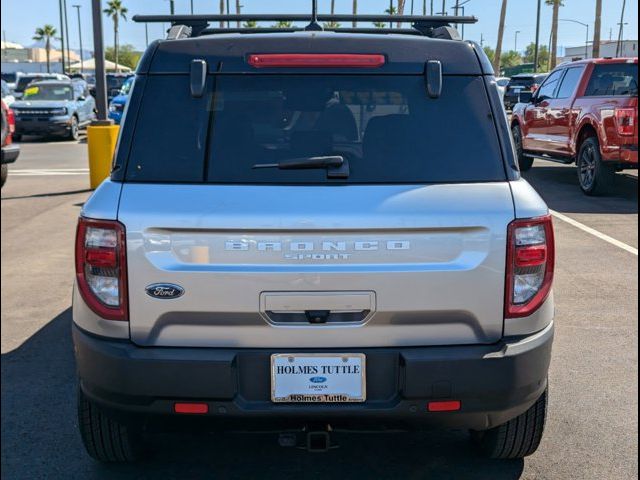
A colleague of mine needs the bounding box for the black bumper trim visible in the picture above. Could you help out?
[73,323,553,430]
[1,144,20,164]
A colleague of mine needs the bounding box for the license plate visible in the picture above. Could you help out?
[271,353,366,403]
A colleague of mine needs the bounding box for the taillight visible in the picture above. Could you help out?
[530,83,539,93]
[247,53,386,68]
[75,217,128,321]
[505,215,555,318]
[614,107,636,136]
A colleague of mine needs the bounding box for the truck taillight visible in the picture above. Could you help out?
[505,215,555,318]
[75,217,128,321]
[614,107,636,136]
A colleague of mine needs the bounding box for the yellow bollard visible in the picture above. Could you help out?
[87,124,120,189]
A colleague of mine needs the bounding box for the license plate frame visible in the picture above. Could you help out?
[270,353,366,403]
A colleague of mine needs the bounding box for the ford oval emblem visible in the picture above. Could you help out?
[309,376,327,384]
[145,283,184,299]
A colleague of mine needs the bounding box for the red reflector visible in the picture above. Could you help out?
[427,400,461,412]
[174,403,209,414]
[247,53,386,68]
[515,245,547,267]
[85,248,117,267]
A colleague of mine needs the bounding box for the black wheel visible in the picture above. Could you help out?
[577,137,615,196]
[67,116,80,141]
[78,388,143,462]
[1,164,7,188]
[512,124,534,171]
[471,388,547,459]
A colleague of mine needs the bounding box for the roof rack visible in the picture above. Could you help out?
[132,8,477,41]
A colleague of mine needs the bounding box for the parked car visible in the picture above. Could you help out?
[11,79,96,140]
[495,76,510,100]
[1,99,19,187]
[12,73,70,99]
[1,71,18,90]
[106,73,134,102]
[108,76,134,124]
[73,13,555,463]
[511,57,638,195]
[1,80,16,105]
[503,73,548,110]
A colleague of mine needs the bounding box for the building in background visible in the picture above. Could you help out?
[1,40,81,74]
[559,40,638,63]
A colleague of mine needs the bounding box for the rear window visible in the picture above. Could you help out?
[585,63,638,96]
[16,76,49,92]
[125,75,506,184]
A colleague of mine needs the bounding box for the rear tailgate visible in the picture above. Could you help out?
[120,183,514,348]
[116,34,515,348]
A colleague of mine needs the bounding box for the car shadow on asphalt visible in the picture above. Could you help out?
[524,164,638,215]
[1,309,524,480]
[1,189,93,201]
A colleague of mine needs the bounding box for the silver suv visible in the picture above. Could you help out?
[73,12,555,463]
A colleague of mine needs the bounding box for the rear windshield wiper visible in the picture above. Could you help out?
[252,156,349,178]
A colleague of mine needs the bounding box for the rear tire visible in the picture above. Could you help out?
[77,388,143,463]
[471,388,547,459]
[512,124,534,171]
[577,137,615,196]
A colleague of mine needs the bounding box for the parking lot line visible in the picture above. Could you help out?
[9,168,89,176]
[550,209,638,256]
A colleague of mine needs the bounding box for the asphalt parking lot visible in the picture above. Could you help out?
[1,139,637,479]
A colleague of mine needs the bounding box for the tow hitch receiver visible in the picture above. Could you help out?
[278,425,336,452]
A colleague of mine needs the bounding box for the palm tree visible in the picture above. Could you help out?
[272,21,293,28]
[219,0,225,27]
[385,5,397,28]
[243,20,257,28]
[592,0,602,58]
[352,0,358,27]
[493,0,508,73]
[396,0,407,28]
[33,25,57,73]
[103,0,128,73]
[545,0,563,69]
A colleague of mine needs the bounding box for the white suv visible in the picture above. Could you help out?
[73,12,555,463]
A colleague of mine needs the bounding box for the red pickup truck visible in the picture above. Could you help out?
[511,58,638,195]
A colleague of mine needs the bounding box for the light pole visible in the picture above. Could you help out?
[534,0,541,71]
[560,19,589,59]
[72,5,83,74]
[515,30,521,51]
[58,0,67,73]
[450,0,471,38]
[63,0,71,71]
[91,0,109,121]
[616,0,627,56]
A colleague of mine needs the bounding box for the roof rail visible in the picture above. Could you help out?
[132,11,477,41]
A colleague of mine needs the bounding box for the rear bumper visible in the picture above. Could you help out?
[602,144,638,167]
[619,145,638,166]
[1,143,20,164]
[73,322,553,431]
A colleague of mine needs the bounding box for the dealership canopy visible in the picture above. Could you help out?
[68,57,132,72]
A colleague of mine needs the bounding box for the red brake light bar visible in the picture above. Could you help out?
[248,53,386,68]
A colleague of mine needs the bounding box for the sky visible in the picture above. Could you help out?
[1,0,638,56]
